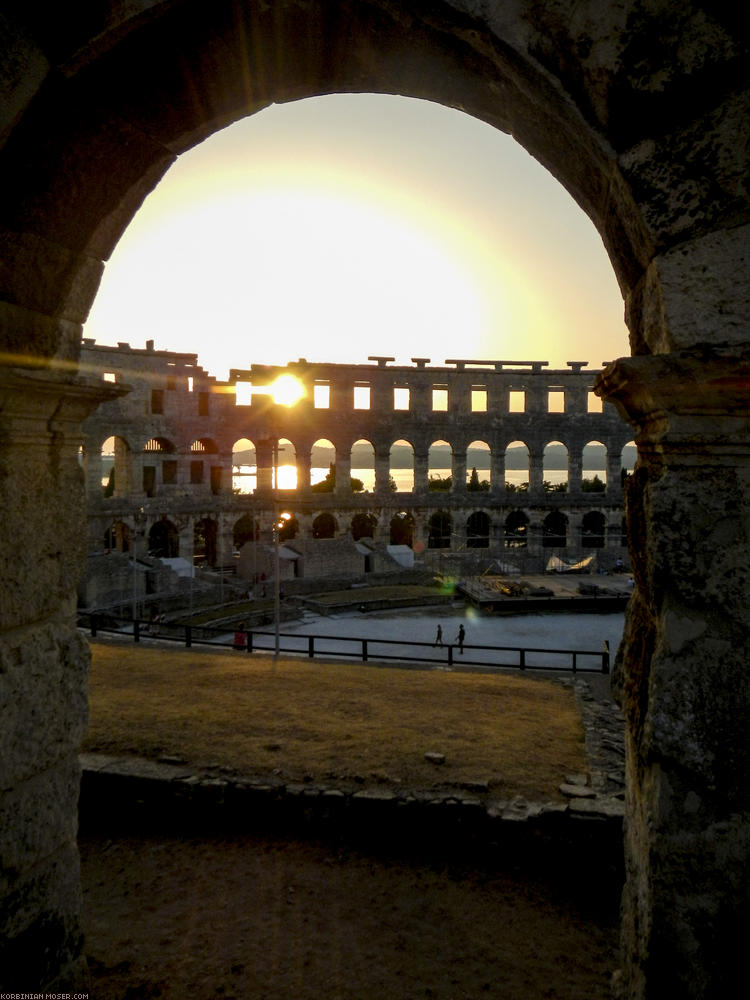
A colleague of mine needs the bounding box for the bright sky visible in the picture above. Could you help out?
[84,94,629,380]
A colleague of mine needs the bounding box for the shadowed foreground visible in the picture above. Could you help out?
[81,831,618,1000]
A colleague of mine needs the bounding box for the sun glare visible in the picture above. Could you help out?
[271,373,306,407]
[84,94,628,375]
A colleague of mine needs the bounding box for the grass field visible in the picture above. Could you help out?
[84,640,587,801]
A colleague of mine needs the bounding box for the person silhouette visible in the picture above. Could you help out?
[456,624,465,654]
[434,624,443,647]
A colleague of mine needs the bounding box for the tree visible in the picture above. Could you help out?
[467,466,489,491]
[428,474,452,491]
[311,462,364,493]
[582,474,606,492]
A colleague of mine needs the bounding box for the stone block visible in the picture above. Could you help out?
[0,625,89,788]
[0,756,79,893]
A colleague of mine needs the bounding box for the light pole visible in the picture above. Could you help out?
[131,505,145,623]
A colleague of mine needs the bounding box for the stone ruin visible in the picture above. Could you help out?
[1,4,749,996]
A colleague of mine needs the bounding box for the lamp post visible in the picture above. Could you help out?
[131,505,146,623]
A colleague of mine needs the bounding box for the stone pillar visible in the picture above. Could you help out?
[596,353,750,999]
[490,447,505,498]
[607,447,623,501]
[529,448,544,496]
[413,450,429,496]
[334,450,351,496]
[295,448,311,496]
[0,368,122,990]
[568,448,582,494]
[374,448,391,496]
[452,449,467,495]
[255,439,274,493]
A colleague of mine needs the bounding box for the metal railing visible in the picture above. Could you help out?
[81,613,610,674]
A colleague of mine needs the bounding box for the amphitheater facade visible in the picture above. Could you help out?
[80,338,633,595]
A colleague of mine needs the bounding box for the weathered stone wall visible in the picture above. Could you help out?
[1,2,749,994]
[80,342,631,587]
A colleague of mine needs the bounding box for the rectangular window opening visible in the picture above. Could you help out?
[432,387,448,412]
[548,389,565,413]
[162,460,177,485]
[471,387,487,412]
[353,384,371,410]
[314,383,330,409]
[393,387,410,411]
[166,375,176,390]
[198,391,210,416]
[508,390,525,413]
[150,389,164,414]
[235,381,253,406]
[587,390,603,413]
[190,460,204,484]
[103,372,116,383]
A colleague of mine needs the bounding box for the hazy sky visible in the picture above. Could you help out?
[84,94,629,380]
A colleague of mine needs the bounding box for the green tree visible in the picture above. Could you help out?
[428,474,452,491]
[467,466,489,491]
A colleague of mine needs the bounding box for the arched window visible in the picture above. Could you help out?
[389,511,414,546]
[390,440,414,492]
[351,439,375,493]
[543,441,568,493]
[148,518,179,558]
[504,441,529,493]
[232,438,256,495]
[194,517,217,566]
[428,439,452,491]
[466,441,491,490]
[310,438,336,489]
[542,511,568,548]
[312,512,337,538]
[582,441,607,492]
[233,514,258,549]
[428,511,452,548]
[466,511,490,548]
[504,510,529,548]
[351,512,377,541]
[581,511,606,548]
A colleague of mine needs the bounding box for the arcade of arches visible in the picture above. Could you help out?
[80,341,633,580]
[1,4,749,996]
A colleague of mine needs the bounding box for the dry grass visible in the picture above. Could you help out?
[84,640,587,800]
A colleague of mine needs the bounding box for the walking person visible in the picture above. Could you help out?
[434,624,443,647]
[456,623,465,654]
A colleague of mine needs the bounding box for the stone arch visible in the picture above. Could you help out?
[312,511,337,539]
[194,516,218,566]
[233,513,258,549]
[390,511,414,547]
[310,438,336,490]
[276,438,297,490]
[100,434,132,497]
[427,439,452,491]
[504,441,529,494]
[3,5,750,995]
[351,439,375,493]
[581,510,607,548]
[389,439,414,493]
[543,440,568,493]
[582,440,607,493]
[148,517,179,559]
[427,510,452,549]
[351,512,378,541]
[542,511,568,549]
[232,438,256,495]
[466,510,491,548]
[103,520,130,553]
[466,441,491,491]
[504,510,529,548]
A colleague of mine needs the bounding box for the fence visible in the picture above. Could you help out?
[81,613,610,674]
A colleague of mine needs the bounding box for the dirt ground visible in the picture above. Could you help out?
[80,828,619,999]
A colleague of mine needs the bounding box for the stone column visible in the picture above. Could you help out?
[334,450,351,496]
[568,448,582,494]
[255,439,274,493]
[295,448,312,496]
[413,450,429,497]
[529,448,544,496]
[490,447,505,498]
[607,447,623,501]
[0,368,122,990]
[452,449,467,495]
[374,448,391,496]
[596,352,750,999]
